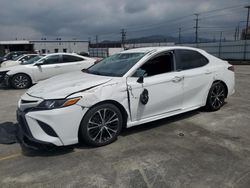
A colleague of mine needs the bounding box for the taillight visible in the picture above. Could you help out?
[228,65,234,72]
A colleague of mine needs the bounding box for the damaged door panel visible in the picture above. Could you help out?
[126,72,183,122]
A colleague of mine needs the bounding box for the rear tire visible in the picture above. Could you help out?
[11,73,31,89]
[79,103,123,147]
[205,82,226,111]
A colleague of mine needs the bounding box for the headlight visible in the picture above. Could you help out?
[37,97,81,110]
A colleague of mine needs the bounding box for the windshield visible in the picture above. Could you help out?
[86,53,145,77]
[13,55,24,61]
[21,56,44,65]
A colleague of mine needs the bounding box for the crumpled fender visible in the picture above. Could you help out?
[69,78,131,119]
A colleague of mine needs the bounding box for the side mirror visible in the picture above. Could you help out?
[135,69,146,83]
[34,61,43,66]
[137,76,144,83]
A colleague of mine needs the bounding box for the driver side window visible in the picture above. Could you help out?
[133,52,174,77]
[43,55,61,65]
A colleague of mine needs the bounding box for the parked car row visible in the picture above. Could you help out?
[14,46,235,148]
[0,51,36,64]
[0,53,96,88]
[1,54,39,68]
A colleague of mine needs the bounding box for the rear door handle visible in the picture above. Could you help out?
[54,65,61,68]
[172,76,183,83]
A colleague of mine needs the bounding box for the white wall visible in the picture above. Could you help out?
[108,48,124,56]
[126,40,250,60]
[32,41,89,54]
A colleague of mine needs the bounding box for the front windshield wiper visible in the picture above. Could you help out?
[83,69,103,75]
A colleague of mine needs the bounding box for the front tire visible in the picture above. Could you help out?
[79,103,123,147]
[205,82,226,111]
[11,73,31,89]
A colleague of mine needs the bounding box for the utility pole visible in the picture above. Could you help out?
[194,13,200,45]
[121,29,126,49]
[244,6,250,40]
[219,31,223,58]
[234,27,238,41]
[236,26,239,40]
[244,5,250,60]
[178,28,181,44]
[95,35,98,44]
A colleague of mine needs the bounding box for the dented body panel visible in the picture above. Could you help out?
[17,46,235,146]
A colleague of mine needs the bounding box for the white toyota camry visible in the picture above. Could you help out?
[17,46,235,148]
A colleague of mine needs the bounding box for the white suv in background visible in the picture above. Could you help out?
[1,53,96,89]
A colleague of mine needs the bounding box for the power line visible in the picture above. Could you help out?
[197,4,247,15]
[93,4,249,40]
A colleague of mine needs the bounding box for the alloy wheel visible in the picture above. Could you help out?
[210,83,225,109]
[87,108,119,144]
[13,75,29,89]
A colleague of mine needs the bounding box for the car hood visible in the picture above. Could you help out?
[26,71,113,99]
[0,64,29,73]
[0,60,20,68]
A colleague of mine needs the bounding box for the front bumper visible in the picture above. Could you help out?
[3,74,11,87]
[0,72,7,84]
[16,104,88,147]
[16,109,57,149]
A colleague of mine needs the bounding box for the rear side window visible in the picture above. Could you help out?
[175,49,209,70]
[62,55,84,63]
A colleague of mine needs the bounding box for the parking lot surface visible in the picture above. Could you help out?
[0,65,250,188]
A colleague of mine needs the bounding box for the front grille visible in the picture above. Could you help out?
[21,100,39,104]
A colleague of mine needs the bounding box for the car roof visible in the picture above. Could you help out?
[121,46,205,54]
[43,53,94,60]
[45,53,80,56]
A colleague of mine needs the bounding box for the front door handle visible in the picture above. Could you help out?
[205,70,212,74]
[54,65,61,68]
[172,76,183,83]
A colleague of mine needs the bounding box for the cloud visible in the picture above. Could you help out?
[0,0,249,41]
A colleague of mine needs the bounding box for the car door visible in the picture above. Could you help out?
[32,55,62,82]
[126,51,184,122]
[174,49,214,109]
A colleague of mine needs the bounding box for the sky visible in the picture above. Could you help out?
[0,0,249,42]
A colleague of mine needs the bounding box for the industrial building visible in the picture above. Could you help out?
[0,40,89,56]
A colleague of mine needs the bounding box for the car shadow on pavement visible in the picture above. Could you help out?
[0,109,204,157]
[121,110,200,137]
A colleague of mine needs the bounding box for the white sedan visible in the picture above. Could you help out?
[0,54,38,68]
[17,47,235,148]
[1,53,96,89]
